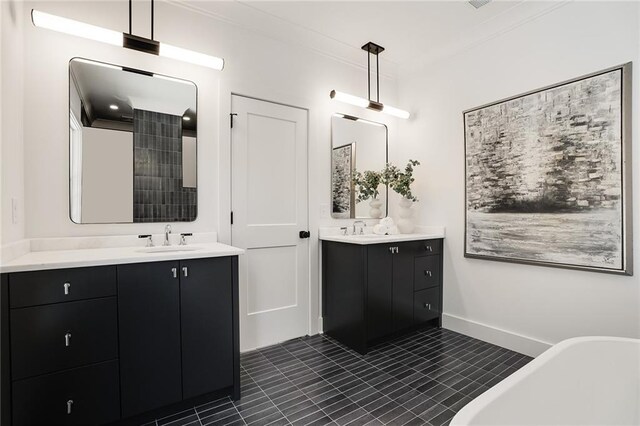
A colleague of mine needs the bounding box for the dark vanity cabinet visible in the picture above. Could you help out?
[322,239,443,354]
[1,256,239,426]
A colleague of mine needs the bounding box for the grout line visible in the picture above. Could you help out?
[240,364,292,425]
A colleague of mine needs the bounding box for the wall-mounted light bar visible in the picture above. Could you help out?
[330,90,410,119]
[31,10,224,71]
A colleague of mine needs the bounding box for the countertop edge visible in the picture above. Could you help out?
[0,245,244,274]
[319,233,445,245]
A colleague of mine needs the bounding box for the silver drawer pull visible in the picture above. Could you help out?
[425,245,433,252]
[424,270,432,277]
[65,332,71,347]
[388,247,394,253]
[63,282,71,295]
[182,267,188,278]
[171,268,177,278]
[424,303,431,310]
[66,399,73,415]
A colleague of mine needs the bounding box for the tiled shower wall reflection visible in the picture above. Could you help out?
[133,109,197,222]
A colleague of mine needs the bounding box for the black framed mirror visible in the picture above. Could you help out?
[69,58,197,224]
[331,113,388,219]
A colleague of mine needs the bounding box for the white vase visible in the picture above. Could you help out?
[397,197,415,234]
[369,198,383,219]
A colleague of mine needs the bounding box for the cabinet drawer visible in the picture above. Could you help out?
[12,360,120,426]
[10,266,116,308]
[414,256,441,291]
[420,239,441,255]
[11,297,118,380]
[414,288,440,323]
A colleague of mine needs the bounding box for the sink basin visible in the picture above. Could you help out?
[136,246,201,254]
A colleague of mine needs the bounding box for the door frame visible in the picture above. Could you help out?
[223,90,316,340]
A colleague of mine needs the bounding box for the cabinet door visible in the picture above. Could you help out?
[117,262,182,417]
[366,245,393,341]
[180,258,233,399]
[392,243,415,331]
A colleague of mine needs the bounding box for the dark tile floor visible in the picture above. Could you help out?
[149,328,533,426]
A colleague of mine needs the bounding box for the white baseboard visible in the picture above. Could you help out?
[443,313,552,357]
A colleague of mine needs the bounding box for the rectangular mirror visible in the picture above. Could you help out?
[69,58,197,224]
[331,114,388,219]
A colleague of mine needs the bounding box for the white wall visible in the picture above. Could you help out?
[17,1,401,335]
[397,1,640,355]
[80,127,133,223]
[1,0,25,244]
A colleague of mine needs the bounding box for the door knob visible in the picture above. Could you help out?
[299,231,311,239]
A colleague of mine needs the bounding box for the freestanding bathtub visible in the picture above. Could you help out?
[451,336,640,426]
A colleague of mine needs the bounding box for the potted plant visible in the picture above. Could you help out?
[353,169,383,218]
[383,160,420,233]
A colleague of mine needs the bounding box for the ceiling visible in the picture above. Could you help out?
[70,58,197,130]
[174,0,570,75]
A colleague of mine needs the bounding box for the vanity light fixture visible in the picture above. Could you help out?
[31,2,224,71]
[330,42,410,119]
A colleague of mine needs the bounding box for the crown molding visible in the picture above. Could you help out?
[165,0,398,80]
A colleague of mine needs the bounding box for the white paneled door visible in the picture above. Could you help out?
[231,95,309,352]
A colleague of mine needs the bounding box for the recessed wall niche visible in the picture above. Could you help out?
[68,58,198,224]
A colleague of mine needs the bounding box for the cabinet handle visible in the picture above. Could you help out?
[424,270,432,277]
[388,247,399,254]
[425,245,433,252]
[64,332,71,347]
[66,399,73,415]
[389,247,394,253]
[171,268,177,278]
[424,303,431,310]
[182,267,188,278]
[63,282,71,295]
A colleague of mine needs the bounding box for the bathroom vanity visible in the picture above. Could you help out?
[0,242,242,426]
[321,230,444,354]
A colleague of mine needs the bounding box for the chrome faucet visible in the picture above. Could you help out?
[164,224,172,246]
[353,221,366,235]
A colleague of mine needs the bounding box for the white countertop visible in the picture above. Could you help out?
[319,225,445,245]
[0,242,244,274]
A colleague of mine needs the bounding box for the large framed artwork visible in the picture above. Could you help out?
[464,63,632,275]
[331,143,356,219]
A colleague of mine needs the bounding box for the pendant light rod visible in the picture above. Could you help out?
[128,0,132,34]
[376,52,380,102]
[151,0,154,40]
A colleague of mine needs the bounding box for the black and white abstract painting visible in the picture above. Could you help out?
[464,64,632,274]
[332,143,355,219]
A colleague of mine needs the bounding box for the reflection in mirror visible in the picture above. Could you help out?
[331,114,388,219]
[69,58,197,224]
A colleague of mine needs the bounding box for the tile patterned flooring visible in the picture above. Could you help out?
[149,328,533,426]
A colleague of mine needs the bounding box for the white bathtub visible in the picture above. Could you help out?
[451,336,640,426]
